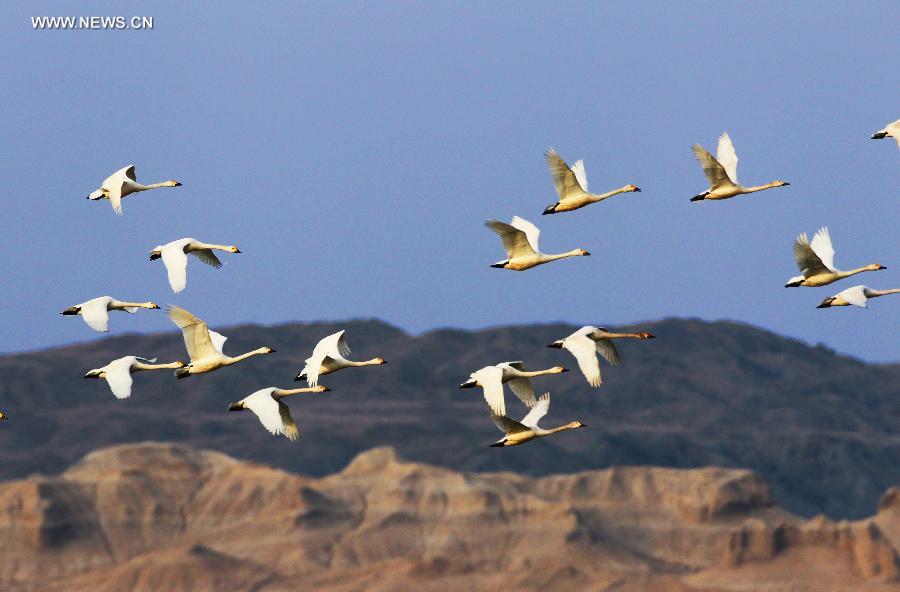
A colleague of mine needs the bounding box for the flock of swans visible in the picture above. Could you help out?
[2,121,897,442]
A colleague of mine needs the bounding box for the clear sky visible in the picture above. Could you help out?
[2,2,898,362]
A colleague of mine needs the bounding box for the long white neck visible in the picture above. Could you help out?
[515,367,564,378]
[542,249,584,262]
[110,300,156,310]
[192,242,233,251]
[836,266,879,280]
[344,358,383,368]
[132,180,179,191]
[537,422,581,437]
[589,186,631,203]
[224,348,270,365]
[273,387,326,399]
[133,361,184,372]
[598,332,647,340]
[868,288,900,298]
[740,181,782,194]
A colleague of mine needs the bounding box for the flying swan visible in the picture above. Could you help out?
[461,362,568,411]
[489,393,586,447]
[84,356,185,399]
[61,296,160,332]
[785,227,886,287]
[295,330,386,387]
[150,238,242,293]
[167,305,275,378]
[229,386,330,441]
[548,326,655,387]
[87,165,181,215]
[691,133,789,202]
[817,285,900,309]
[542,148,640,215]
[485,216,590,271]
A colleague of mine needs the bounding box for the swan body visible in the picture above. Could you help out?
[871,119,900,148]
[485,216,590,271]
[84,356,185,399]
[542,148,640,214]
[548,326,655,387]
[87,165,181,215]
[61,296,160,332]
[167,305,274,378]
[229,386,329,440]
[786,227,886,287]
[460,362,568,409]
[295,330,387,387]
[489,393,586,447]
[817,285,900,309]
[150,238,241,293]
[691,133,789,201]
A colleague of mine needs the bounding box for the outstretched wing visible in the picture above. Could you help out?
[485,219,536,258]
[509,216,541,252]
[190,249,223,268]
[592,338,622,365]
[507,378,537,408]
[489,413,529,435]
[80,297,111,332]
[475,366,506,417]
[566,334,602,387]
[569,159,589,192]
[208,330,228,354]
[104,358,135,399]
[161,243,190,293]
[716,133,739,184]
[793,232,831,277]
[808,227,836,272]
[278,400,300,441]
[519,393,550,428]
[692,144,732,187]
[167,305,218,362]
[545,148,584,197]
[838,285,869,308]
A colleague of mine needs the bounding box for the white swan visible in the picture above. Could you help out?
[150,238,241,293]
[87,165,181,215]
[548,326,655,387]
[691,133,789,201]
[229,386,329,441]
[817,285,900,309]
[61,296,160,332]
[295,330,386,387]
[543,148,640,214]
[489,393,586,447]
[84,356,185,399]
[167,305,275,378]
[485,216,590,271]
[785,227,886,287]
[871,119,900,148]
[460,362,568,409]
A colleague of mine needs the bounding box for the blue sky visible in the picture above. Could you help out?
[2,2,898,361]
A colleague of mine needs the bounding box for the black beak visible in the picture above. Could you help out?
[234,249,242,253]
[634,187,642,192]
[547,342,563,348]
[268,349,276,353]
[581,424,589,428]
[228,402,243,411]
[174,181,183,186]
[560,367,570,372]
[783,182,790,186]
[582,251,591,256]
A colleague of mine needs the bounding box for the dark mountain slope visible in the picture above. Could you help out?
[0,317,897,518]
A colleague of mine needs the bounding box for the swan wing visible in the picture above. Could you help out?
[545,148,583,197]
[485,220,536,258]
[793,232,831,276]
[242,389,290,437]
[474,366,506,417]
[509,216,541,252]
[80,297,111,332]
[208,330,228,354]
[716,132,739,184]
[809,227,837,272]
[317,330,351,358]
[591,337,622,365]
[490,413,529,435]
[570,159,589,192]
[507,378,537,408]
[520,393,550,428]
[566,334,602,387]
[167,305,219,362]
[839,285,869,308]
[692,144,731,187]
[161,243,189,293]
[189,249,223,268]
[104,358,135,399]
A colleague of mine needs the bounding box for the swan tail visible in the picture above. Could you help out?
[690,192,709,202]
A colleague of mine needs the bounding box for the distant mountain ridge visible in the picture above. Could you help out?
[0,317,897,519]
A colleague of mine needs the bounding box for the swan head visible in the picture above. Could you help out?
[260,347,276,354]
[637,332,655,339]
[372,357,387,365]
[577,249,591,257]
[228,401,245,412]
[84,369,104,379]
[627,185,641,193]
[174,360,187,368]
[568,421,587,429]
[459,377,477,389]
[869,264,887,271]
[148,302,161,309]
[228,246,242,253]
[553,366,568,373]
[772,180,790,187]
[547,340,564,349]
[168,180,182,187]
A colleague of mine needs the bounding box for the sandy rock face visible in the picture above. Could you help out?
[0,442,897,592]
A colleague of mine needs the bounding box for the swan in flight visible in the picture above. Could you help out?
[87,165,181,215]
[871,119,900,148]
[485,216,590,271]
[295,330,386,387]
[548,326,655,387]
[61,296,160,332]
[785,227,886,287]
[229,386,329,441]
[84,356,185,399]
[489,393,586,447]
[167,305,275,378]
[542,148,640,215]
[150,238,241,293]
[690,133,789,202]
[817,285,900,309]
[460,362,568,410]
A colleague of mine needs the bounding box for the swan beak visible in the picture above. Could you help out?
[267,348,276,353]
[560,367,570,372]
[645,333,656,339]
[547,342,563,349]
[634,187,642,192]
[228,402,244,411]
[782,182,790,186]
[871,131,887,139]
[174,181,183,186]
[582,251,591,256]
[234,249,242,253]
[580,423,589,428]
[459,380,476,389]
